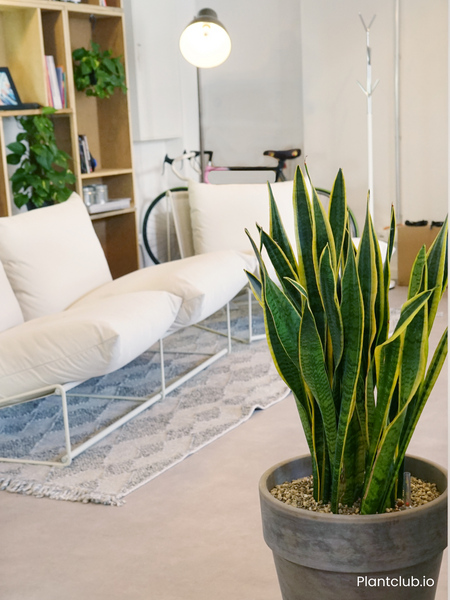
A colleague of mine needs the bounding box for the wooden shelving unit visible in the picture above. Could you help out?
[0,0,139,279]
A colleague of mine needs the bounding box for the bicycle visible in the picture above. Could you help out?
[142,150,359,265]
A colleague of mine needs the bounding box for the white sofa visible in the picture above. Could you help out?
[0,193,256,466]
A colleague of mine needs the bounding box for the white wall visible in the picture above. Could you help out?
[124,0,201,264]
[300,0,448,232]
[399,0,448,222]
[126,0,447,259]
[196,0,304,181]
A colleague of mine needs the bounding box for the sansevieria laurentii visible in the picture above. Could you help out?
[246,166,448,514]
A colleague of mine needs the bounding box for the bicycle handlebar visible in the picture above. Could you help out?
[163,151,214,180]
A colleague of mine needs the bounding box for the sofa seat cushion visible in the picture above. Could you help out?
[0,291,181,401]
[188,179,296,256]
[0,193,112,321]
[0,261,24,333]
[71,250,257,332]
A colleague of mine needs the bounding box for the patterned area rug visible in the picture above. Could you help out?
[0,299,290,506]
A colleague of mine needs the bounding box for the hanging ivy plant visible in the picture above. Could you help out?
[6,107,76,209]
[72,42,127,99]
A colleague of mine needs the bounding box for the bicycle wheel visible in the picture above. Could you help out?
[142,187,188,265]
[315,187,360,238]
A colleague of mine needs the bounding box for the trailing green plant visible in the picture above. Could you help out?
[72,42,127,99]
[246,166,448,515]
[6,107,76,209]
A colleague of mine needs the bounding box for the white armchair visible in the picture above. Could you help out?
[0,193,255,466]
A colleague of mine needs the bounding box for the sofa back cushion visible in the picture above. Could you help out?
[0,261,24,333]
[188,179,296,255]
[0,193,112,321]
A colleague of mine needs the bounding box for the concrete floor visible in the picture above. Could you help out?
[0,287,447,600]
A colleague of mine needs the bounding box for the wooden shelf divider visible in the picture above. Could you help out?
[0,0,139,277]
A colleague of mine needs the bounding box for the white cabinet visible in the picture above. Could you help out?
[124,0,183,141]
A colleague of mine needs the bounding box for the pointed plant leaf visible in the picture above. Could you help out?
[299,302,337,465]
[328,168,347,270]
[394,289,433,334]
[379,207,396,343]
[399,305,428,409]
[259,228,302,313]
[361,404,408,514]
[319,246,343,368]
[330,247,364,512]
[264,274,301,366]
[311,185,337,273]
[268,182,297,271]
[356,206,378,377]
[426,217,448,332]
[293,166,326,342]
[244,270,262,306]
[408,246,427,299]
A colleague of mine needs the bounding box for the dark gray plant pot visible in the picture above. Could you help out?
[259,455,447,600]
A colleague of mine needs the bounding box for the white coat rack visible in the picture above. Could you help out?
[357,14,379,219]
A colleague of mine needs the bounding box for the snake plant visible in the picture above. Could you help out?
[246,166,448,514]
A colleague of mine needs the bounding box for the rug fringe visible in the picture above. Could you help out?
[0,476,124,506]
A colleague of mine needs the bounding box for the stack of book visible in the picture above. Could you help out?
[79,135,93,174]
[45,56,66,109]
[99,0,108,5]
[88,198,131,215]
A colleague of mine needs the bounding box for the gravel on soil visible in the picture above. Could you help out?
[270,475,441,514]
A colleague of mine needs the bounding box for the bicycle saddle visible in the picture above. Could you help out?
[263,149,301,161]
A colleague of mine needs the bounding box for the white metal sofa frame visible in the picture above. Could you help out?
[168,190,264,344]
[0,304,232,468]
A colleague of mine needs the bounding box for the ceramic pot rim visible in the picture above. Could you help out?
[260,453,448,522]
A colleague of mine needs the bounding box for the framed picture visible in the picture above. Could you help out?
[0,67,20,108]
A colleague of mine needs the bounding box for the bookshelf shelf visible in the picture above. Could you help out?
[89,206,135,221]
[0,108,73,118]
[81,167,132,179]
[0,0,139,277]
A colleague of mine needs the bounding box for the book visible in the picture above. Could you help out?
[44,59,53,108]
[88,198,131,214]
[78,136,87,173]
[56,67,65,109]
[78,134,93,174]
[45,56,62,110]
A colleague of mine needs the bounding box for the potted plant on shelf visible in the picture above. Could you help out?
[6,107,76,210]
[72,42,127,99]
[246,166,447,600]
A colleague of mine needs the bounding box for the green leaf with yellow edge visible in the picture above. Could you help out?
[293,166,325,342]
[399,306,428,410]
[356,206,378,374]
[259,228,302,314]
[311,185,337,273]
[244,270,262,306]
[361,401,408,514]
[268,182,297,271]
[426,217,448,333]
[319,246,343,368]
[264,273,301,367]
[407,246,427,299]
[395,327,448,485]
[299,302,337,466]
[378,207,396,343]
[367,290,433,472]
[370,213,386,350]
[330,248,364,512]
[261,282,322,498]
[328,168,347,270]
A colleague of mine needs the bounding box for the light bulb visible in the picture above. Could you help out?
[180,9,231,68]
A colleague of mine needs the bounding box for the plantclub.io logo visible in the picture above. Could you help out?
[357,576,435,588]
